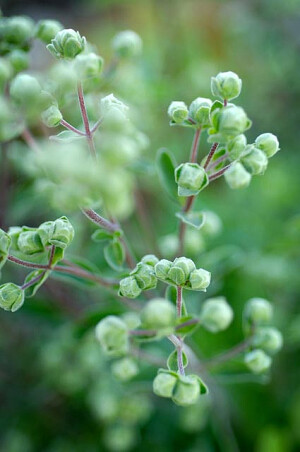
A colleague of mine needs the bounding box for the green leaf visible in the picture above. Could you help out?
[156,148,179,202]
[49,130,85,143]
[175,211,205,230]
[176,315,200,336]
[210,100,223,114]
[91,229,114,242]
[24,270,50,297]
[104,239,125,272]
[167,349,188,371]
[50,246,64,266]
[195,375,209,394]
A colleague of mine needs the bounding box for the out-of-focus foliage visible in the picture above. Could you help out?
[0,0,299,451]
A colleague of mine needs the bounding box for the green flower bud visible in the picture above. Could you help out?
[211,71,242,101]
[211,105,251,141]
[74,52,104,79]
[100,93,129,116]
[241,147,268,175]
[252,327,283,355]
[121,312,141,330]
[224,162,251,189]
[35,19,63,43]
[3,16,34,44]
[0,283,24,312]
[172,375,200,406]
[7,49,29,72]
[111,357,138,381]
[141,254,159,267]
[168,257,195,285]
[244,298,273,325]
[119,276,142,298]
[95,315,129,356]
[168,101,189,123]
[175,163,209,196]
[47,29,86,60]
[0,58,12,86]
[17,230,44,255]
[200,297,233,333]
[38,216,74,249]
[226,134,247,160]
[154,259,173,280]
[10,74,42,105]
[189,97,212,125]
[244,349,271,374]
[112,30,142,58]
[255,133,280,158]
[189,268,211,291]
[141,298,176,329]
[0,229,11,269]
[130,262,157,290]
[153,371,178,398]
[41,105,63,127]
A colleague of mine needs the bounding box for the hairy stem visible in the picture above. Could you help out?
[21,271,46,290]
[209,163,231,181]
[81,208,120,233]
[77,82,97,159]
[207,152,230,171]
[203,142,218,169]
[189,127,202,163]
[60,119,86,136]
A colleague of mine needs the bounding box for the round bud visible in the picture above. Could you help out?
[112,30,142,58]
[226,134,247,160]
[119,276,142,298]
[41,105,63,127]
[4,16,34,44]
[241,147,268,175]
[0,229,11,270]
[153,371,178,398]
[168,101,189,123]
[0,283,24,312]
[154,259,173,280]
[252,327,283,355]
[10,74,42,105]
[224,162,251,189]
[111,357,138,381]
[244,298,273,325]
[200,297,233,333]
[244,349,272,374]
[167,265,186,285]
[189,268,211,291]
[47,29,86,60]
[17,230,44,255]
[255,133,280,158]
[214,105,251,139]
[141,254,159,267]
[95,315,129,356]
[74,52,104,79]
[7,49,29,72]
[172,375,200,406]
[100,93,129,116]
[188,97,212,125]
[38,217,74,249]
[140,298,176,329]
[175,163,209,196]
[35,19,63,43]
[211,71,242,101]
[130,262,157,290]
[0,58,12,86]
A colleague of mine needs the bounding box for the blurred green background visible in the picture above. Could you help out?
[1,0,300,451]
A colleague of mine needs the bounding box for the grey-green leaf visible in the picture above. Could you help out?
[156,148,179,202]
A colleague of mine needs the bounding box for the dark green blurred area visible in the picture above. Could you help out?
[1,1,300,451]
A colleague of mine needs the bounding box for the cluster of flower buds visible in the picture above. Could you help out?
[175,163,209,196]
[112,30,143,58]
[119,254,158,298]
[0,217,74,312]
[243,298,283,373]
[95,315,129,356]
[155,257,211,290]
[47,29,86,60]
[153,369,208,406]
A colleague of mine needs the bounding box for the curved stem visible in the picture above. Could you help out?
[207,152,229,171]
[21,271,46,290]
[53,265,119,288]
[7,255,49,269]
[60,119,86,136]
[81,208,120,233]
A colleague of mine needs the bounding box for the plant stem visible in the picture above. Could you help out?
[7,255,49,269]
[53,265,118,287]
[177,195,195,256]
[205,336,253,368]
[209,163,231,181]
[77,82,97,159]
[81,208,120,233]
[176,285,182,316]
[203,142,218,169]
[21,271,46,290]
[189,127,202,163]
[91,118,103,134]
[176,286,185,375]
[60,119,86,136]
[21,128,40,153]
[207,152,229,171]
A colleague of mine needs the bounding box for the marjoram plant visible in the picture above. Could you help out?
[0,13,283,409]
